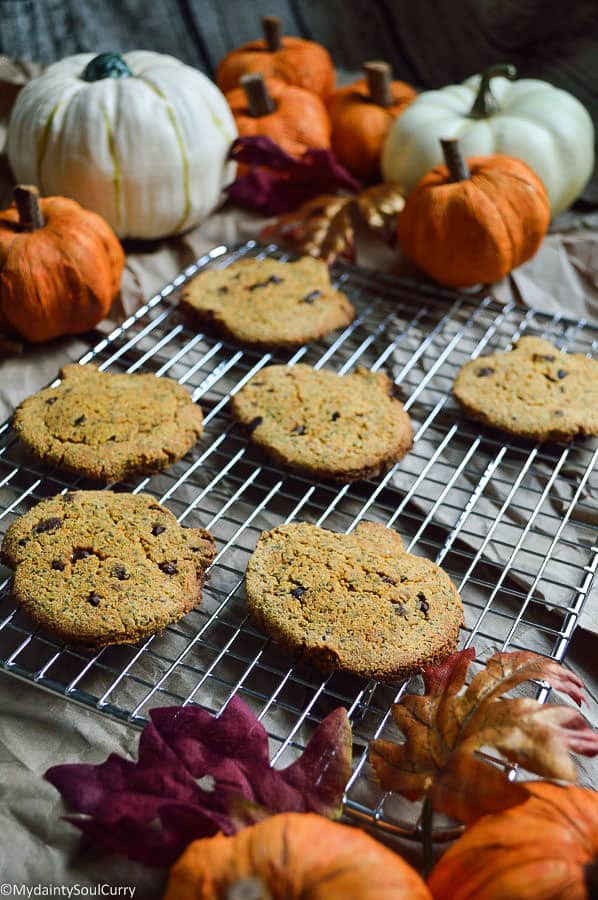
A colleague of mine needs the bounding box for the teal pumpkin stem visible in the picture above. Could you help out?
[81,53,133,82]
[469,63,517,119]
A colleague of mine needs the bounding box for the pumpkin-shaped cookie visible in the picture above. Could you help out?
[7,51,237,239]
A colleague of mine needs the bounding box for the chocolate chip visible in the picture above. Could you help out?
[159,562,178,575]
[217,286,229,294]
[301,290,321,304]
[87,592,101,607]
[557,370,567,379]
[46,396,57,405]
[291,585,306,599]
[554,409,564,417]
[64,493,75,503]
[74,415,86,426]
[292,424,306,435]
[381,575,396,585]
[33,517,62,534]
[152,524,166,536]
[18,538,29,547]
[331,411,340,422]
[393,605,406,616]
[417,592,430,614]
[72,548,92,562]
[533,353,556,362]
[248,275,283,290]
[247,416,263,433]
[51,559,65,571]
[476,367,494,377]
[112,564,128,580]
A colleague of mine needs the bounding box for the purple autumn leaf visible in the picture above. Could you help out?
[227,136,361,215]
[45,697,352,868]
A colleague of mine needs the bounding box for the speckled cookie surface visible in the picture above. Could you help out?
[180,256,355,348]
[230,364,413,482]
[13,364,204,482]
[245,521,463,681]
[1,491,216,647]
[453,336,598,441]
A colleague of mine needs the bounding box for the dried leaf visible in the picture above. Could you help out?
[355,182,405,242]
[261,182,406,263]
[369,649,598,824]
[262,194,356,263]
[45,698,352,867]
[226,136,360,215]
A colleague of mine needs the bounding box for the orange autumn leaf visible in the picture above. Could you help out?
[369,649,598,825]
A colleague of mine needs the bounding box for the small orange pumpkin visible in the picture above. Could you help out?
[217,15,335,99]
[226,73,331,158]
[428,782,598,900]
[398,139,550,287]
[0,185,124,343]
[328,62,416,179]
[165,812,432,900]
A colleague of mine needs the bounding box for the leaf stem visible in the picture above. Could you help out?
[422,794,434,879]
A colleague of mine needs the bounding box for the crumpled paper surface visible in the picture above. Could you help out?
[0,61,596,889]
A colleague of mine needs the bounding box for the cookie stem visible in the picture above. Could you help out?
[241,73,275,117]
[440,138,470,183]
[363,61,392,108]
[14,184,44,231]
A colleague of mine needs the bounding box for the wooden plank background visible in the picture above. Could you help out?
[1,0,597,200]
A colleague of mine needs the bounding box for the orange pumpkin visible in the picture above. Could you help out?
[398,139,550,288]
[164,812,432,900]
[217,15,335,99]
[428,782,598,900]
[328,62,416,179]
[0,185,124,343]
[226,73,331,158]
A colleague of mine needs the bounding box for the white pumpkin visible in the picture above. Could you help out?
[7,51,238,239]
[382,64,594,218]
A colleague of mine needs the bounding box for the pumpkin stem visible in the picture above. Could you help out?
[81,52,133,82]
[421,794,435,879]
[262,15,282,52]
[241,73,276,117]
[440,138,470,182]
[469,63,517,119]
[585,856,598,899]
[225,877,273,900]
[13,184,44,231]
[363,61,393,108]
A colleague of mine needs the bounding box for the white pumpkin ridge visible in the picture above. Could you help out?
[8,50,237,240]
[382,67,594,218]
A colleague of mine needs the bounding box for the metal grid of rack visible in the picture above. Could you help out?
[0,240,596,838]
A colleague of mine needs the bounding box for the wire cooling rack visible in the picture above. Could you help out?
[0,240,597,840]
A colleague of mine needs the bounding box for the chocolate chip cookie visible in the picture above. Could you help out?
[245,521,463,681]
[229,364,413,482]
[1,491,215,647]
[180,256,355,348]
[13,364,204,482]
[453,336,598,441]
